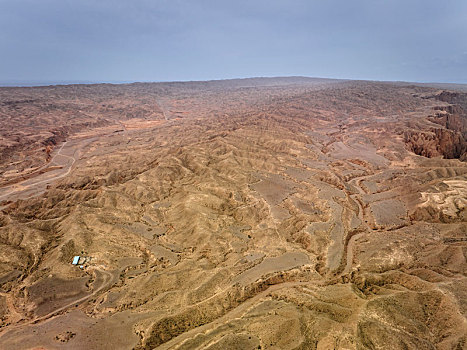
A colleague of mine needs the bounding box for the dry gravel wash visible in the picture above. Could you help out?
[0,78,466,349]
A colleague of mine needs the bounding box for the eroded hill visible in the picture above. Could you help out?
[0,78,466,349]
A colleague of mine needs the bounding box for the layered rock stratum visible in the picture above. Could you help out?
[0,77,466,349]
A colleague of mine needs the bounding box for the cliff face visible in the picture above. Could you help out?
[404,128,466,160]
[430,105,467,138]
[435,90,467,108]
[404,91,467,161]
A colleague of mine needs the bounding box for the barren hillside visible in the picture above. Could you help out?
[0,78,466,349]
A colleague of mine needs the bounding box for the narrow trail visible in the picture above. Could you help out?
[0,140,76,201]
[32,269,113,324]
[0,125,129,203]
[156,100,170,121]
[25,142,76,188]
[0,269,113,338]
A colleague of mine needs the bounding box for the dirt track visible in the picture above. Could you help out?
[0,139,81,203]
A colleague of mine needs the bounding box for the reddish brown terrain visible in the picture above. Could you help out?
[0,77,466,349]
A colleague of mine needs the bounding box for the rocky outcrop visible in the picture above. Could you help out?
[404,128,466,160]
[435,90,467,110]
[405,92,467,161]
[430,105,467,138]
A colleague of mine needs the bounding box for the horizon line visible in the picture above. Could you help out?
[1,75,466,88]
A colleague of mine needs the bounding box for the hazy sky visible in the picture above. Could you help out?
[1,0,466,84]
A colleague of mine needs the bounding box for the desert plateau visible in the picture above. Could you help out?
[0,77,466,349]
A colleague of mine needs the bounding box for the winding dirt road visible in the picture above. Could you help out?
[0,268,114,340]
[0,135,99,205]
[0,141,75,202]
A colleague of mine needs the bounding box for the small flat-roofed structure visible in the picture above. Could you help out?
[72,256,80,265]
